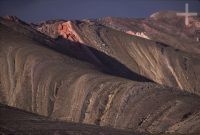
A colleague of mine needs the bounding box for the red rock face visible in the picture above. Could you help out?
[58,21,83,43]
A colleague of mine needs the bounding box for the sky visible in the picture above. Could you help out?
[0,0,200,23]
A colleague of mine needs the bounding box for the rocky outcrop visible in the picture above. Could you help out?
[35,20,84,43]
[35,21,63,38]
[126,31,151,39]
[57,21,84,43]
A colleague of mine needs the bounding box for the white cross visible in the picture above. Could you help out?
[176,3,197,26]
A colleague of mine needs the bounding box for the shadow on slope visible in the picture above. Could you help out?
[44,36,153,82]
[0,103,139,135]
[0,17,153,83]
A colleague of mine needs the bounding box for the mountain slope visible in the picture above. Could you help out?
[0,103,138,135]
[99,11,200,54]
[35,13,200,96]
[1,16,200,134]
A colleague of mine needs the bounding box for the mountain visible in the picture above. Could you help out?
[0,12,200,134]
[34,12,200,96]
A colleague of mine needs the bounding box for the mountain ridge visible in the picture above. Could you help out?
[33,13,200,96]
[1,12,200,134]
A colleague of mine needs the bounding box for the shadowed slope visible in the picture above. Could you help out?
[36,16,200,96]
[0,18,200,134]
[0,17,152,83]
[0,103,138,135]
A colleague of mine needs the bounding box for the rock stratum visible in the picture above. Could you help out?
[0,12,200,135]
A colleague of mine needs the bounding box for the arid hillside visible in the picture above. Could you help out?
[35,12,200,95]
[0,13,200,135]
[0,103,138,135]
